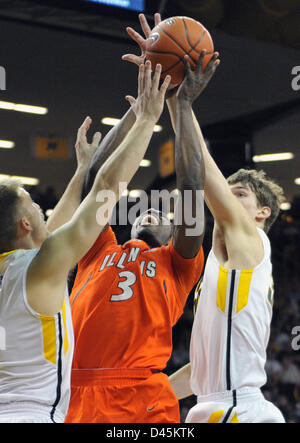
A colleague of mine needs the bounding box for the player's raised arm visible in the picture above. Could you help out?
[98,61,170,198]
[172,55,209,259]
[166,52,270,268]
[46,117,100,232]
[82,108,136,200]
[82,14,162,201]
[27,61,171,316]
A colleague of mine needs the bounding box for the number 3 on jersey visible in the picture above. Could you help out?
[110,271,137,302]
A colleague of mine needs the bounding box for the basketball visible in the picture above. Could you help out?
[145,16,214,86]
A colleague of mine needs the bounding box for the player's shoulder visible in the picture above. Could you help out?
[0,249,38,283]
[6,249,38,270]
[256,227,270,244]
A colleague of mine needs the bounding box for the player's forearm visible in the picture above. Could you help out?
[168,95,221,192]
[175,101,204,192]
[82,107,136,199]
[173,101,205,257]
[97,117,156,197]
[46,166,87,233]
[168,97,238,225]
[168,96,227,190]
[191,112,240,225]
[169,363,194,400]
[166,95,177,133]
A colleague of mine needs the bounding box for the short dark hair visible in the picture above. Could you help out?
[227,169,285,233]
[0,178,23,253]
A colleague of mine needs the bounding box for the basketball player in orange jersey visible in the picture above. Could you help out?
[65,45,220,424]
[0,59,169,422]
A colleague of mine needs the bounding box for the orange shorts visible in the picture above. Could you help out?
[65,368,180,423]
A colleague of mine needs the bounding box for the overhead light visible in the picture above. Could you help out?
[140,159,151,167]
[13,176,40,186]
[0,100,48,115]
[252,152,294,163]
[14,104,48,115]
[0,174,39,186]
[280,202,291,211]
[153,125,162,133]
[167,212,174,220]
[122,189,129,197]
[101,117,120,126]
[129,189,142,198]
[101,117,162,133]
[0,139,15,149]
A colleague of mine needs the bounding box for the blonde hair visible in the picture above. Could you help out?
[227,169,285,232]
[0,178,23,253]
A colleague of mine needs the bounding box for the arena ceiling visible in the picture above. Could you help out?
[0,0,299,50]
[0,0,299,212]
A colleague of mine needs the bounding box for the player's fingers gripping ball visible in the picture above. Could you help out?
[145,16,214,86]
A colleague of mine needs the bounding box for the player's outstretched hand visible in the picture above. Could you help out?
[122,13,161,66]
[125,60,171,124]
[177,51,220,104]
[75,117,102,170]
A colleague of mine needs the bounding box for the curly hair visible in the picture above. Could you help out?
[227,169,285,233]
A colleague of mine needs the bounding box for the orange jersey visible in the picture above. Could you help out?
[70,226,204,371]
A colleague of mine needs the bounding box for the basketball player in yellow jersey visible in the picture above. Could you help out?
[0,61,171,423]
[124,13,286,423]
[166,54,286,425]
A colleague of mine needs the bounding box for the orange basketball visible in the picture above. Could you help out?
[145,16,214,86]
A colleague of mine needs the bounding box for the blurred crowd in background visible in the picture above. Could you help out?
[28,185,300,423]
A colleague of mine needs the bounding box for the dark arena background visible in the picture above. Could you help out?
[0,0,300,424]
